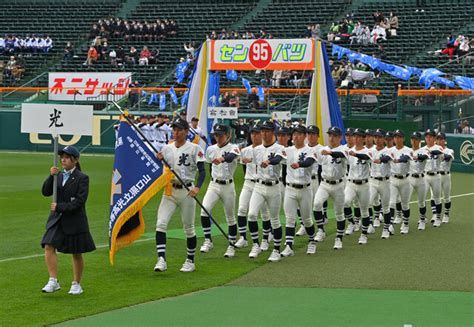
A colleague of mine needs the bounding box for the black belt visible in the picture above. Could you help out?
[411,173,424,178]
[426,172,438,176]
[350,179,368,185]
[248,179,257,183]
[257,179,279,186]
[158,141,166,143]
[311,175,318,180]
[439,171,450,175]
[371,176,389,181]
[172,182,193,189]
[323,179,343,185]
[212,178,233,185]
[288,183,311,189]
[393,174,409,179]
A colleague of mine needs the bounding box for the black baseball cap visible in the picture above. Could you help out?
[191,117,199,122]
[307,125,320,135]
[436,132,447,139]
[260,120,276,130]
[250,124,261,133]
[365,129,375,136]
[171,118,189,129]
[213,124,229,135]
[345,127,355,136]
[277,126,292,135]
[140,114,147,119]
[385,131,394,138]
[327,126,342,136]
[354,128,366,137]
[394,129,405,137]
[58,146,80,158]
[374,128,386,137]
[292,125,307,134]
[410,131,422,140]
[425,129,436,136]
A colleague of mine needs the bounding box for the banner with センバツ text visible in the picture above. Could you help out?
[210,39,314,71]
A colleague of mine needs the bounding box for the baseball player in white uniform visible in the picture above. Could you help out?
[364,129,377,230]
[247,120,286,262]
[154,118,206,273]
[199,124,240,257]
[151,114,172,152]
[343,128,373,245]
[436,132,454,223]
[296,125,325,237]
[423,129,444,227]
[389,130,413,232]
[313,127,348,250]
[368,129,394,239]
[408,132,430,232]
[281,125,318,256]
[236,124,271,248]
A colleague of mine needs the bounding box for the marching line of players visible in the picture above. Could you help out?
[116,117,454,272]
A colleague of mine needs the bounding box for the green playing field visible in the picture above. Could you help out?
[0,152,473,326]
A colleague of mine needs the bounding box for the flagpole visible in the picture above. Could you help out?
[111,101,232,244]
[52,133,59,208]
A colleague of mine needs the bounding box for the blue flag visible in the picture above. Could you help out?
[383,64,411,81]
[242,78,252,94]
[454,76,474,92]
[404,65,423,76]
[181,90,189,107]
[159,93,166,110]
[419,68,444,89]
[148,93,158,105]
[168,87,178,105]
[434,76,455,88]
[176,61,189,83]
[109,121,171,264]
[346,50,362,63]
[257,86,265,103]
[226,70,238,81]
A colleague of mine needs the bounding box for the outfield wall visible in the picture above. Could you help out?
[1,110,472,172]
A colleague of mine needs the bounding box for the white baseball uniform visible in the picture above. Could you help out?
[408,147,429,208]
[344,146,372,218]
[423,144,443,205]
[389,145,413,211]
[439,146,454,203]
[156,141,205,237]
[369,145,392,214]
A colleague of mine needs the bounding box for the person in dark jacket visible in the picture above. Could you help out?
[40,146,95,295]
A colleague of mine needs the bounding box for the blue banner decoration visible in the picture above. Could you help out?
[168,86,178,105]
[257,86,265,103]
[226,70,238,81]
[159,93,166,110]
[454,76,474,92]
[148,93,158,105]
[419,68,444,89]
[176,61,190,83]
[434,76,455,88]
[383,64,411,81]
[242,78,252,94]
[109,121,170,264]
[181,90,189,107]
[404,65,423,76]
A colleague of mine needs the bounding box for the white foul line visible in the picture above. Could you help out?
[1,192,473,264]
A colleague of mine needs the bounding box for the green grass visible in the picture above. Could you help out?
[1,151,473,326]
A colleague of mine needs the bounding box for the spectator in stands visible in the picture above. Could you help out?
[13,54,25,81]
[248,88,259,111]
[128,80,140,107]
[125,46,139,66]
[388,12,399,37]
[184,42,196,59]
[371,23,387,44]
[109,48,117,67]
[83,46,98,66]
[415,0,426,13]
[0,36,4,54]
[431,35,459,59]
[228,91,240,108]
[272,70,283,88]
[220,92,230,107]
[90,24,100,39]
[303,25,312,38]
[312,24,321,39]
[373,11,384,24]
[457,35,470,58]
[63,42,74,61]
[5,56,16,79]
[139,46,151,66]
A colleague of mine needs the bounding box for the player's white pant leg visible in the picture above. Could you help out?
[265,184,282,229]
[156,194,178,232]
[409,177,427,208]
[248,186,266,222]
[219,183,237,226]
[398,180,411,211]
[378,181,391,214]
[344,183,357,209]
[299,187,314,227]
[389,178,399,209]
[311,178,319,197]
[200,183,221,217]
[313,182,330,211]
[426,175,442,205]
[237,180,254,217]
[329,182,346,221]
[441,174,451,203]
[280,182,285,204]
[180,194,197,238]
[283,187,298,228]
[356,183,370,217]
